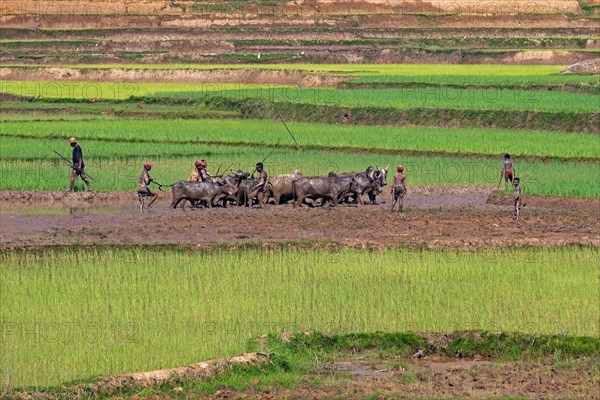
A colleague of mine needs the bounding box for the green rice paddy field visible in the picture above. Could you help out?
[164,87,600,113]
[2,119,598,159]
[1,63,599,391]
[4,147,599,197]
[1,247,598,387]
[1,118,598,197]
[0,66,596,196]
[2,80,599,112]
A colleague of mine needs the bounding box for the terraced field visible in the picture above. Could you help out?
[1,63,598,197]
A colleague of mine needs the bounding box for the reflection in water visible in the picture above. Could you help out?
[69,207,89,215]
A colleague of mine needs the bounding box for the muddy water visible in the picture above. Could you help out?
[331,362,389,377]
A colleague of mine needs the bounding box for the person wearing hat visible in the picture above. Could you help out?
[138,162,159,212]
[390,164,406,213]
[66,137,92,192]
[187,159,211,183]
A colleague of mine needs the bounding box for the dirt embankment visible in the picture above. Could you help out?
[1,22,596,65]
[1,0,596,29]
[3,49,593,66]
[2,13,597,30]
[9,353,270,400]
[1,189,598,250]
[1,0,585,15]
[0,93,29,102]
[1,27,596,41]
[562,58,600,74]
[0,66,341,86]
[499,50,594,65]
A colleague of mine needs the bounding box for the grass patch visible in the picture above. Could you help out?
[579,0,600,15]
[403,372,419,384]
[0,40,100,47]
[269,331,600,360]
[188,0,288,11]
[1,247,598,387]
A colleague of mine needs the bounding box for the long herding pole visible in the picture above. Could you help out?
[52,149,99,182]
[261,139,280,164]
[277,113,298,147]
[258,114,298,165]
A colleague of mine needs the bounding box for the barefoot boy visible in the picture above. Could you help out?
[391,164,407,213]
[513,177,522,220]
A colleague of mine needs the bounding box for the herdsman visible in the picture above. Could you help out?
[390,164,406,213]
[138,162,159,212]
[188,160,211,182]
[250,162,268,208]
[66,137,92,192]
[513,177,523,220]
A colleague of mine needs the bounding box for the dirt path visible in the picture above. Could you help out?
[1,189,598,249]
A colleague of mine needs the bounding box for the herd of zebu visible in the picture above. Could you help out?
[169,165,390,209]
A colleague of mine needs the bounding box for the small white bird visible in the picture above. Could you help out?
[257,52,261,59]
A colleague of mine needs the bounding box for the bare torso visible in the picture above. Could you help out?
[393,172,405,187]
[138,169,151,191]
